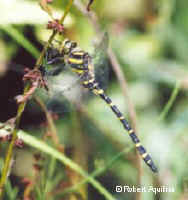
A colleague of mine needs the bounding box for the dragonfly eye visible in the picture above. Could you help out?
[71,42,77,48]
[62,39,71,54]
[62,39,77,55]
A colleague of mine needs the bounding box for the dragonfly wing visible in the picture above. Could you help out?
[44,65,84,115]
[92,32,109,90]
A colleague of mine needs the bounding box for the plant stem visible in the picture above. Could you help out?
[59,147,132,197]
[59,0,74,24]
[0,1,74,198]
[158,80,181,121]
[0,83,29,198]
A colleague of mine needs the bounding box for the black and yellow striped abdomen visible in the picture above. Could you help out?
[68,50,90,71]
[83,80,158,173]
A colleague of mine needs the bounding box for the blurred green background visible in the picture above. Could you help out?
[0,0,188,199]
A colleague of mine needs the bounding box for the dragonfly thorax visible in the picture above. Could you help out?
[62,45,92,77]
[61,39,77,55]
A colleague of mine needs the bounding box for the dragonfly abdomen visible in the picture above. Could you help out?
[68,50,90,71]
[83,80,158,173]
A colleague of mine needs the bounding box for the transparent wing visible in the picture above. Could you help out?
[92,32,109,90]
[42,61,85,115]
[92,32,109,57]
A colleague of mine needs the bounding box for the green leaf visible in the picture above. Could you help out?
[0,124,115,200]
[0,25,39,58]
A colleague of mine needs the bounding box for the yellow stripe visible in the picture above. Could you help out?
[142,153,148,158]
[93,89,98,95]
[72,52,84,56]
[109,102,114,106]
[92,89,104,95]
[147,160,151,164]
[89,79,94,83]
[68,58,83,64]
[119,116,124,120]
[71,68,83,74]
[97,89,104,94]
[136,143,141,147]
[88,64,93,70]
[128,129,134,134]
[83,81,89,84]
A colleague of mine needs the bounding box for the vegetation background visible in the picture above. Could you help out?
[0,0,188,199]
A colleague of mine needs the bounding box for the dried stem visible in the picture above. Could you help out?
[59,0,74,24]
[0,85,29,198]
[74,0,142,189]
[107,49,142,200]
[0,1,74,198]
[68,108,89,200]
[34,97,64,152]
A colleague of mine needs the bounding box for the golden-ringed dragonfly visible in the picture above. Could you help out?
[44,35,158,173]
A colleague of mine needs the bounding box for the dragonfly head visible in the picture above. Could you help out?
[61,39,77,55]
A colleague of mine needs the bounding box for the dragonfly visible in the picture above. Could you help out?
[36,35,109,114]
[42,34,158,173]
